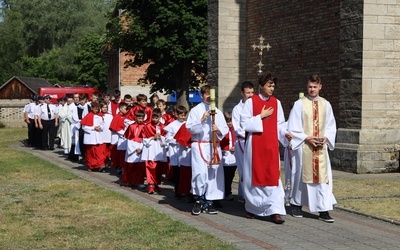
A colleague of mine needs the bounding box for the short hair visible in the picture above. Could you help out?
[223,111,232,122]
[79,94,87,100]
[124,94,132,100]
[200,84,211,95]
[113,89,121,97]
[156,99,166,106]
[152,108,162,117]
[99,101,108,109]
[119,102,128,110]
[90,102,101,110]
[135,109,145,118]
[92,93,99,98]
[258,72,278,86]
[241,81,254,92]
[308,74,321,84]
[136,94,148,102]
[175,105,188,115]
[150,94,159,101]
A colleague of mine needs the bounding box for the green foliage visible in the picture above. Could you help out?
[0,0,114,87]
[75,34,109,92]
[108,0,207,99]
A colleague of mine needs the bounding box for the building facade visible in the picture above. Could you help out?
[211,0,400,173]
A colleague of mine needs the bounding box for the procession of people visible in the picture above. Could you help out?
[23,72,337,224]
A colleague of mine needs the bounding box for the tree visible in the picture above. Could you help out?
[0,0,114,86]
[75,34,109,92]
[107,0,208,107]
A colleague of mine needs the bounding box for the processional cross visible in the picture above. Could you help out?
[252,35,271,74]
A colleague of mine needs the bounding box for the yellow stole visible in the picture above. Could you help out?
[302,97,328,184]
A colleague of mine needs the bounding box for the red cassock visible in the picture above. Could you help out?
[81,112,105,170]
[124,123,146,185]
[161,112,175,126]
[173,124,192,195]
[109,112,128,171]
[143,122,166,185]
[110,99,121,116]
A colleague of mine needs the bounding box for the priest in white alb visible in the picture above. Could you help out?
[287,74,337,223]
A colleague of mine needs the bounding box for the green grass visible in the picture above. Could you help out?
[0,128,236,250]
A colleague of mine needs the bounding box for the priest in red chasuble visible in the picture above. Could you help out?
[240,72,287,224]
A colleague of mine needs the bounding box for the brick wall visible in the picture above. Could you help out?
[119,52,149,86]
[246,0,342,121]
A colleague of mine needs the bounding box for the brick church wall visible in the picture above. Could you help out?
[246,0,362,128]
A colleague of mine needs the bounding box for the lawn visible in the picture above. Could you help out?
[0,128,236,250]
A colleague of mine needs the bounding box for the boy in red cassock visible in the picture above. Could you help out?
[124,110,146,188]
[127,94,152,124]
[80,102,106,172]
[142,108,167,194]
[109,102,130,180]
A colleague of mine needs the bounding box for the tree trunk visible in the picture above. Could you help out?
[176,61,191,110]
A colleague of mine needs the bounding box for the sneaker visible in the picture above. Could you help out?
[319,211,334,223]
[98,166,106,172]
[225,194,234,201]
[202,204,218,214]
[291,205,303,218]
[147,185,155,194]
[191,201,202,215]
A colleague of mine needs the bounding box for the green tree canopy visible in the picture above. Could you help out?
[0,0,114,89]
[107,0,207,105]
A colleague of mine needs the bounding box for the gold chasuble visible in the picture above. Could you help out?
[301,97,328,184]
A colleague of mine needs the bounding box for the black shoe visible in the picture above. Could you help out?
[98,166,106,172]
[291,205,303,218]
[271,214,285,224]
[191,201,202,215]
[319,211,334,223]
[213,200,223,208]
[202,204,218,214]
[246,212,255,219]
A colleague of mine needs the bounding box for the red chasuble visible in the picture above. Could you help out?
[251,95,279,186]
[174,124,192,147]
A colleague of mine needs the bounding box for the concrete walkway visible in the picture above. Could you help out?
[16,143,400,250]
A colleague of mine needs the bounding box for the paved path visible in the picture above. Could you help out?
[16,143,400,250]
